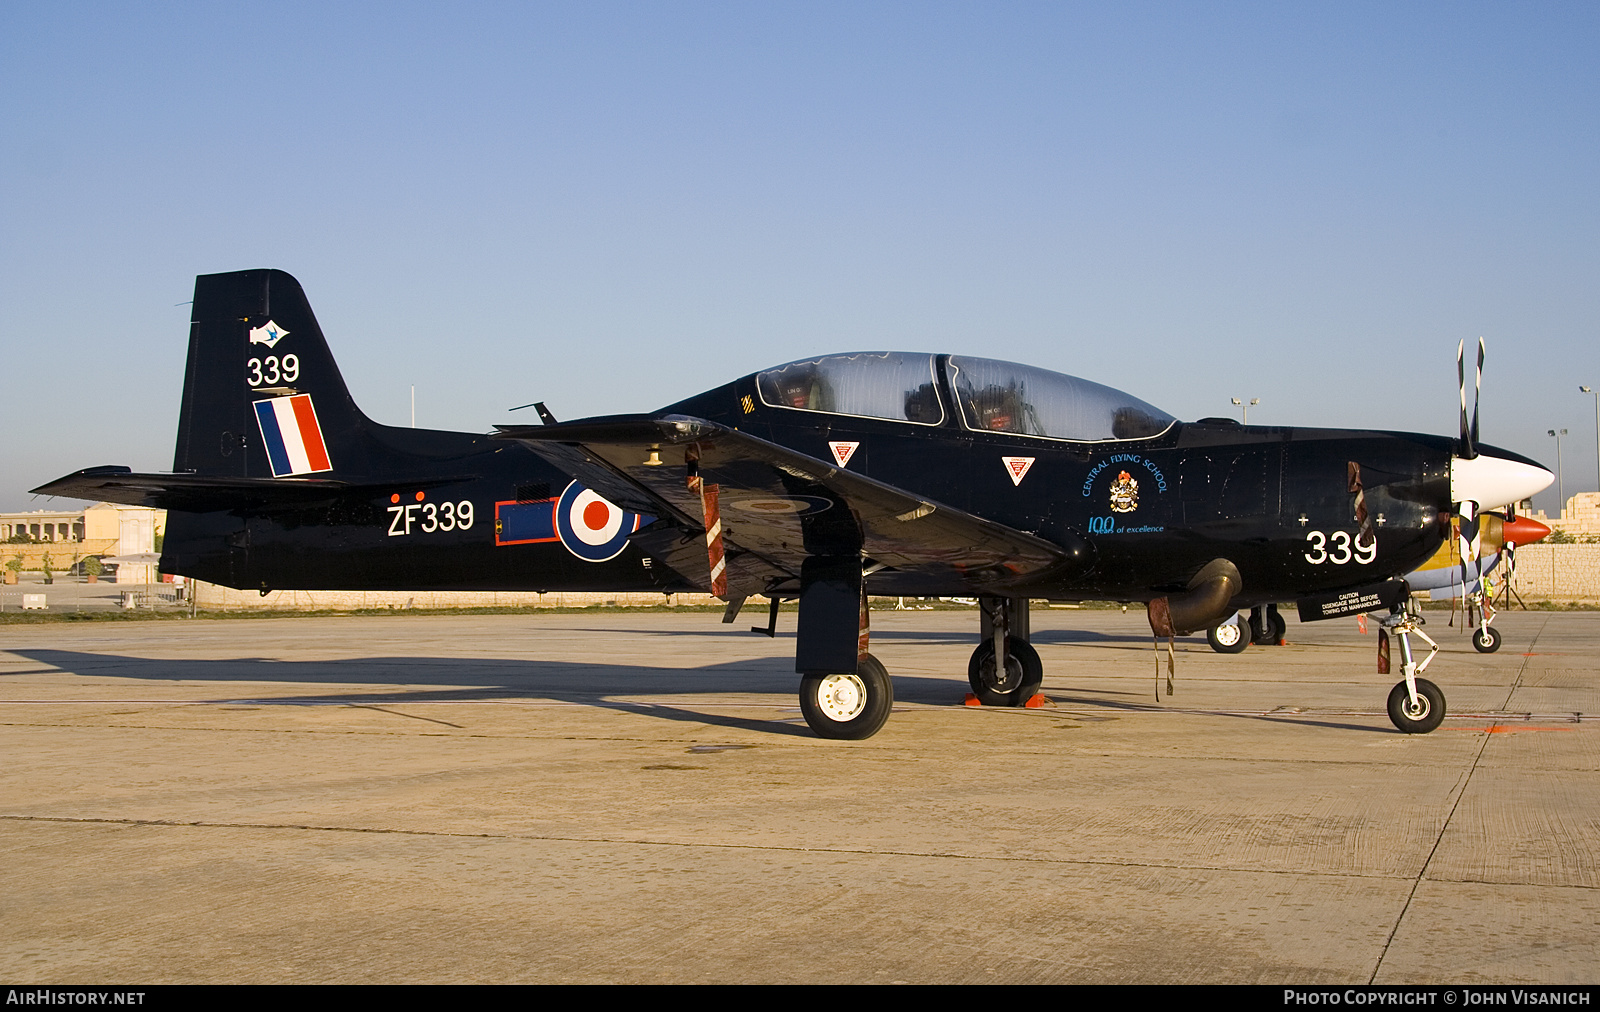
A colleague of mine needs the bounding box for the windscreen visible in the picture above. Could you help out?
[948,356,1174,441]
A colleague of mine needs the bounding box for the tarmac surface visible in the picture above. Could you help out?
[1,606,1596,984]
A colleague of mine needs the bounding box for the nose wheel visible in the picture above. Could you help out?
[1387,677,1446,733]
[1473,625,1503,653]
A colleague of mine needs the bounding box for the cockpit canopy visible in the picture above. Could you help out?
[754,352,1175,442]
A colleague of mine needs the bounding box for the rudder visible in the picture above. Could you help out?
[173,269,372,480]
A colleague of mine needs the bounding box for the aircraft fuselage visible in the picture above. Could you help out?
[166,370,1461,610]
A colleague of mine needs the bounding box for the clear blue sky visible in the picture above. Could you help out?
[4,2,1598,513]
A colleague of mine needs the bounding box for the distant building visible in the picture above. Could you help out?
[1530,492,1600,540]
[0,509,85,542]
[2,504,166,581]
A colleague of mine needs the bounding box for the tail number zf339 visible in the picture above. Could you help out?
[387,499,475,536]
[1304,529,1376,565]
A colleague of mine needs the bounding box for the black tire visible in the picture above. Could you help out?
[967,637,1044,706]
[800,653,893,740]
[1387,677,1446,734]
[1259,608,1288,645]
[1472,626,1503,653]
[1207,616,1250,654]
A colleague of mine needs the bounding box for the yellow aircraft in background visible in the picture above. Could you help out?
[1403,512,1551,652]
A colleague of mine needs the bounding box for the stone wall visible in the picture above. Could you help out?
[1493,544,1600,602]
[2,541,120,571]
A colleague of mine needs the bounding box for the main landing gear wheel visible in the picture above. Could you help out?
[1387,678,1446,734]
[1207,616,1249,654]
[1253,608,1287,646]
[1473,626,1503,653]
[967,637,1043,707]
[800,653,893,740]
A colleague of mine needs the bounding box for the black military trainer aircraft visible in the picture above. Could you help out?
[35,270,1554,740]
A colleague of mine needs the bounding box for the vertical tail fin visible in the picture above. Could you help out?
[173,269,371,479]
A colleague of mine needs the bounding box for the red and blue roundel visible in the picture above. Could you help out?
[555,481,646,562]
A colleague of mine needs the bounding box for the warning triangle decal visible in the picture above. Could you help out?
[1002,456,1035,486]
[829,441,860,467]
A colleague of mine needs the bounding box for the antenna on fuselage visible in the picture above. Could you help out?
[508,401,559,425]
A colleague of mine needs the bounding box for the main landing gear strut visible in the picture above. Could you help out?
[793,557,894,740]
[791,576,1042,738]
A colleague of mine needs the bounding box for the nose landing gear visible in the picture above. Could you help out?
[1380,598,1445,733]
[1467,590,1504,653]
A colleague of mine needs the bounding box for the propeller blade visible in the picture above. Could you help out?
[1472,337,1484,449]
[1458,500,1481,600]
[1500,504,1538,610]
[1497,505,1514,605]
[1457,339,1473,459]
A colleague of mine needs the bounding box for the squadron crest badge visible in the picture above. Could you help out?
[1109,470,1139,513]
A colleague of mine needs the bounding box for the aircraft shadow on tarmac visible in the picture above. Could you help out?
[7,648,994,738]
[576,626,1169,646]
[11,646,1402,738]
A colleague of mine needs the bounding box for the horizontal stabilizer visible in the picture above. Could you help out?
[31,465,470,512]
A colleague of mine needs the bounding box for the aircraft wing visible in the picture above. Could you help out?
[496,414,1088,597]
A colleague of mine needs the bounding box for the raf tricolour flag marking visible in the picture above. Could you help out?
[254,394,333,477]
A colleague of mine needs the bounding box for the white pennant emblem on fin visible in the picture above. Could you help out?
[248,320,288,349]
[1002,456,1035,486]
[829,441,859,467]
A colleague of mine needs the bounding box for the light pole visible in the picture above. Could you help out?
[1231,397,1259,424]
[1583,386,1599,493]
[1548,428,1568,516]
